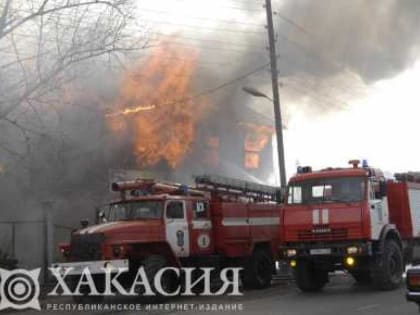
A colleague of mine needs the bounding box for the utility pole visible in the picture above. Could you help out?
[264,0,287,189]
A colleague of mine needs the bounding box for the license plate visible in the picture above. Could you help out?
[310,248,331,255]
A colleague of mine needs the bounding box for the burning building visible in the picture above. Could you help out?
[106,42,275,184]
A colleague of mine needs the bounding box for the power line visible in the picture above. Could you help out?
[146,58,274,108]
[152,32,266,49]
[140,19,266,34]
[211,5,263,13]
[138,7,266,27]
[276,11,310,36]
[135,52,247,67]
[275,34,371,96]
[154,39,266,55]
[5,10,266,35]
[10,24,266,52]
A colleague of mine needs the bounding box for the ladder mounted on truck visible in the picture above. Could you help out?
[395,172,420,183]
[111,174,280,202]
[111,178,206,200]
[195,174,280,202]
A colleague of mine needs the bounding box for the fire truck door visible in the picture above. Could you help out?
[165,200,190,257]
[369,180,389,240]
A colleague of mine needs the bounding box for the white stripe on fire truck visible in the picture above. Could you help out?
[322,209,329,224]
[312,209,320,225]
[249,217,280,225]
[191,220,212,230]
[222,217,279,226]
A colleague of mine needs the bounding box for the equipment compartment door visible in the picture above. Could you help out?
[165,200,190,257]
[189,200,214,255]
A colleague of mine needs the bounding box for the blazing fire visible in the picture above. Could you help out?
[107,41,208,168]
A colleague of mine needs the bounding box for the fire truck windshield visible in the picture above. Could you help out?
[287,176,365,205]
[106,201,163,221]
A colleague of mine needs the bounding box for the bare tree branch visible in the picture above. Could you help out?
[0,0,126,40]
[0,0,13,38]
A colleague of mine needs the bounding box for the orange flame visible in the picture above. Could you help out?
[107,41,208,168]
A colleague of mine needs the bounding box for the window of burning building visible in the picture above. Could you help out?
[242,124,274,170]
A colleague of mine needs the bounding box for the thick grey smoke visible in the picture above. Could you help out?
[202,0,420,120]
[277,0,420,81]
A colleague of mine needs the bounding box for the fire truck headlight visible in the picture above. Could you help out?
[346,246,359,255]
[60,247,69,258]
[345,256,355,267]
[286,249,297,257]
[407,271,420,289]
[112,245,124,258]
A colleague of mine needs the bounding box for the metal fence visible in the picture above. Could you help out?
[0,213,75,283]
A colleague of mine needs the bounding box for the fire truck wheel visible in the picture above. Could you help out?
[294,260,328,292]
[142,255,178,300]
[371,239,403,290]
[242,248,273,289]
[350,271,371,284]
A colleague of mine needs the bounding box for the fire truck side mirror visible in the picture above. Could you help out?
[380,181,387,197]
[98,211,107,223]
[375,181,387,199]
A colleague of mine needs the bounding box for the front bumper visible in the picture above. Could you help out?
[406,267,420,305]
[280,241,372,259]
[407,291,420,304]
[51,259,129,276]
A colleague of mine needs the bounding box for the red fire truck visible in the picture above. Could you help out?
[281,160,420,292]
[58,175,282,300]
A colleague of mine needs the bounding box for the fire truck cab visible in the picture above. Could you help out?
[282,160,420,292]
[58,175,282,301]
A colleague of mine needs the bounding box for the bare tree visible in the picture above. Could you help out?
[0,0,151,220]
[0,0,149,120]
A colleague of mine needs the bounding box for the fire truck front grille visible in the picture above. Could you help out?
[70,233,104,261]
[298,228,348,241]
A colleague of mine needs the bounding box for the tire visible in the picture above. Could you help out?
[350,271,371,284]
[141,255,177,301]
[294,260,328,292]
[69,275,104,304]
[242,248,274,289]
[371,239,403,290]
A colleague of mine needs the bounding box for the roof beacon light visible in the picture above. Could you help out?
[179,184,189,195]
[348,160,360,168]
[303,166,312,173]
[362,159,369,168]
[298,166,312,174]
